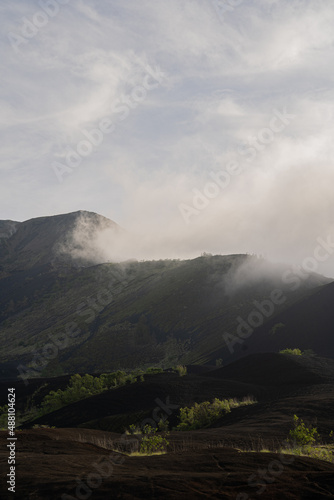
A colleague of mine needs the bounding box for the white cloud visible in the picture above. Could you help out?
[1,0,334,276]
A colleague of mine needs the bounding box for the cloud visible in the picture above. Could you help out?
[1,0,334,276]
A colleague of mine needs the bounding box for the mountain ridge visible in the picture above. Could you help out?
[0,210,122,273]
[0,210,333,380]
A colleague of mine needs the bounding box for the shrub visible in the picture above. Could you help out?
[100,371,127,388]
[139,425,169,455]
[176,397,256,431]
[40,371,135,415]
[177,399,230,431]
[288,415,319,446]
[300,445,334,463]
[279,444,334,463]
[277,418,333,464]
[146,367,163,374]
[175,365,187,377]
[279,348,302,355]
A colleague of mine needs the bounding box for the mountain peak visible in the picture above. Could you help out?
[0,211,122,272]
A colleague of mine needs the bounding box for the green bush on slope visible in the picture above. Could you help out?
[176,397,256,431]
[40,371,135,414]
[280,415,334,464]
[288,414,319,446]
[279,348,303,355]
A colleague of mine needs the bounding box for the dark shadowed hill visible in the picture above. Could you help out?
[2,353,334,498]
[20,370,263,430]
[16,353,334,432]
[205,352,334,386]
[228,281,334,360]
[0,253,332,377]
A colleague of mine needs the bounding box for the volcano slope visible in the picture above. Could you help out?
[1,223,333,379]
[1,353,334,498]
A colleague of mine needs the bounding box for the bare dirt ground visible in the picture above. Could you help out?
[1,422,334,499]
[1,353,334,499]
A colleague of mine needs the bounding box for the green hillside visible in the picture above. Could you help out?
[0,253,330,379]
[0,211,332,381]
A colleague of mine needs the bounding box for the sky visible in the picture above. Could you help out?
[1,0,334,276]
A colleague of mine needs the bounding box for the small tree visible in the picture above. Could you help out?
[288,415,319,446]
[139,425,169,454]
